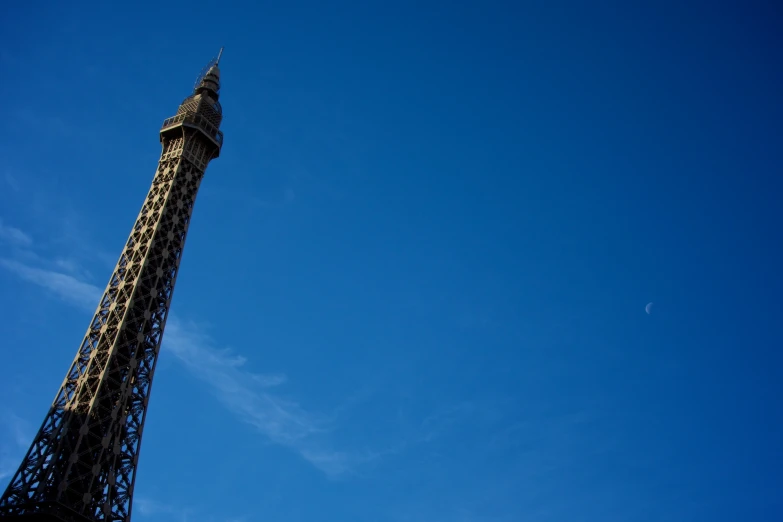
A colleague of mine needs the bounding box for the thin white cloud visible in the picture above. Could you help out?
[0,412,31,482]
[0,258,101,311]
[0,258,358,476]
[0,461,14,481]
[6,413,30,448]
[251,373,288,387]
[134,496,250,522]
[0,255,465,480]
[133,497,192,522]
[54,257,94,280]
[2,172,20,192]
[164,319,355,475]
[0,219,33,247]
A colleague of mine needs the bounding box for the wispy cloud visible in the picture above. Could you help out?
[6,414,30,448]
[1,214,474,480]
[165,319,322,448]
[0,412,31,482]
[164,319,367,476]
[251,373,288,387]
[54,256,94,281]
[1,171,117,273]
[0,217,101,307]
[0,219,33,247]
[0,258,101,311]
[1,248,478,480]
[134,496,249,522]
[2,172,20,192]
[133,497,193,522]
[0,457,16,482]
[0,250,365,476]
[0,459,15,482]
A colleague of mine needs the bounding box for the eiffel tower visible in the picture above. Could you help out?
[0,49,225,522]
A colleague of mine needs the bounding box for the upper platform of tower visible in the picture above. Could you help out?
[175,63,223,127]
[160,49,224,151]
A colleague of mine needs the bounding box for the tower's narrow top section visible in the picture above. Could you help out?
[194,48,223,100]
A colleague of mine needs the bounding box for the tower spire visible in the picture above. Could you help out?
[193,50,222,98]
[0,57,225,522]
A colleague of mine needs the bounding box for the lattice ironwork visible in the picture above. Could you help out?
[0,55,225,522]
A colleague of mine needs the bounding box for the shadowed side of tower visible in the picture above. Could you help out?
[0,52,225,522]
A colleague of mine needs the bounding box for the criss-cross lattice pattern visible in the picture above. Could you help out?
[0,61,223,522]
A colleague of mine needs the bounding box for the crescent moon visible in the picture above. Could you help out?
[645,302,653,314]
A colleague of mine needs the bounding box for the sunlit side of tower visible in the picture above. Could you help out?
[0,51,225,522]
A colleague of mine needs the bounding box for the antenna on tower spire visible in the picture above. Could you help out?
[194,48,223,92]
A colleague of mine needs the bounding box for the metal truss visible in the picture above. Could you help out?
[0,57,224,522]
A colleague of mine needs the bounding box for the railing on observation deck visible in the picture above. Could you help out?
[160,112,223,146]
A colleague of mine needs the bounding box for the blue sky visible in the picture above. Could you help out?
[1,1,782,520]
